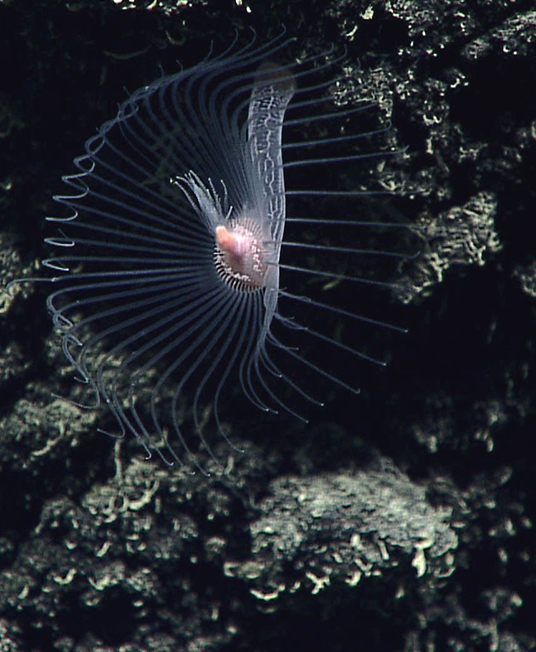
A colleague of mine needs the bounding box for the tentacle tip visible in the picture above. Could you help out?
[5,281,19,297]
[96,427,126,440]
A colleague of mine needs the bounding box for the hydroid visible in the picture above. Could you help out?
[32,34,412,469]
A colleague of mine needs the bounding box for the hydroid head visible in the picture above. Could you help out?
[37,33,410,470]
[214,221,268,291]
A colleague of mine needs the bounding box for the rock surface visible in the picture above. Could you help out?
[1,1,535,651]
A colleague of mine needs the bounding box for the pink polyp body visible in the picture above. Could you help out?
[214,221,269,291]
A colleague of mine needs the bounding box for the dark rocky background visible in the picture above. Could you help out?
[1,0,536,650]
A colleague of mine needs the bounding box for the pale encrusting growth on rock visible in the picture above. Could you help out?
[34,34,410,469]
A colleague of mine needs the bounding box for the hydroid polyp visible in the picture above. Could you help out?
[24,34,414,469]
